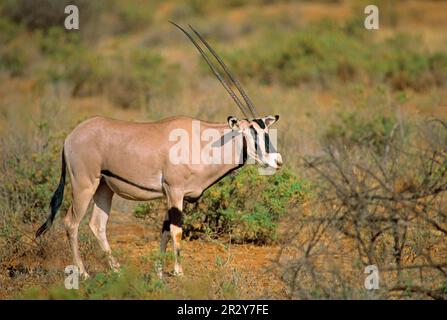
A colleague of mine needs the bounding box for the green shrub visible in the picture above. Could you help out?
[36,27,107,95]
[186,166,307,243]
[0,44,28,76]
[134,202,158,219]
[110,0,155,34]
[324,111,397,153]
[0,17,33,77]
[370,34,447,91]
[33,27,178,103]
[0,0,97,31]
[20,265,165,299]
[0,15,22,43]
[134,166,307,244]
[0,123,71,225]
[105,48,179,109]
[220,20,447,90]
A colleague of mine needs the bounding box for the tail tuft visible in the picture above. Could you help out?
[35,220,51,238]
[35,147,66,238]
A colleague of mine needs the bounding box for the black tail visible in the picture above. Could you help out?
[36,147,66,238]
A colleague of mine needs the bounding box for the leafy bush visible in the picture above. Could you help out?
[372,34,447,91]
[0,0,97,31]
[0,44,28,77]
[324,111,398,153]
[0,17,34,77]
[34,27,179,105]
[133,202,158,219]
[221,20,447,90]
[105,48,179,109]
[222,20,362,86]
[0,122,71,225]
[110,0,155,34]
[35,27,107,96]
[20,265,165,299]
[134,166,307,244]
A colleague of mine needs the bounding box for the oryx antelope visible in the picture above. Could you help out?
[35,22,283,278]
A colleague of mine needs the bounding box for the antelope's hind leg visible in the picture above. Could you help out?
[158,186,184,278]
[64,180,99,279]
[89,180,120,272]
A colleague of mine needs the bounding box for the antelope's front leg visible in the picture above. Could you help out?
[156,216,171,279]
[168,207,183,276]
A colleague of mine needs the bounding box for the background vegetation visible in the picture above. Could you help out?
[0,0,446,299]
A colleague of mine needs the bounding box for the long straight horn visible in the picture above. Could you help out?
[189,25,257,119]
[170,21,249,118]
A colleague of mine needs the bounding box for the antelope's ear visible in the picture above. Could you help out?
[227,116,240,131]
[264,115,279,127]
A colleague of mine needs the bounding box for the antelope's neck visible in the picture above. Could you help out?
[196,124,247,193]
[210,123,247,168]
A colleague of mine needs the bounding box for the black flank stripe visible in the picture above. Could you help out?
[101,170,159,193]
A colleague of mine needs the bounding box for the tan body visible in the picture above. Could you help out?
[60,116,249,278]
[66,116,239,202]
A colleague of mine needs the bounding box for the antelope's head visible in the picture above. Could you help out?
[172,21,284,171]
[228,115,283,169]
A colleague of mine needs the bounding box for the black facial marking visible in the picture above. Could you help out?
[249,126,261,157]
[211,130,239,148]
[264,132,270,153]
[168,207,183,227]
[264,132,276,153]
[250,126,267,159]
[242,133,248,163]
[253,118,266,129]
[228,116,239,128]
